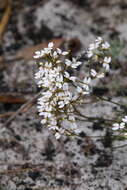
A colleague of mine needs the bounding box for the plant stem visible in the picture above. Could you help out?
[95,95,126,108]
[74,106,117,123]
[113,143,127,149]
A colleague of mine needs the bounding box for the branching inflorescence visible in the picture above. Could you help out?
[112,116,127,131]
[33,37,126,139]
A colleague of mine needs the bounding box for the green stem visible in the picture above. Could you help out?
[95,95,126,108]
[113,143,127,149]
[74,106,117,123]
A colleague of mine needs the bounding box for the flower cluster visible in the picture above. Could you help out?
[112,116,127,130]
[86,37,111,78]
[34,37,111,139]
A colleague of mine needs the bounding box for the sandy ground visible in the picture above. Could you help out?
[0,0,127,189]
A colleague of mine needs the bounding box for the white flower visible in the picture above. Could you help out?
[57,48,62,54]
[91,69,97,77]
[104,57,111,64]
[62,51,69,55]
[33,51,42,59]
[103,63,110,71]
[82,77,91,91]
[70,76,76,82]
[120,122,125,129]
[112,122,125,130]
[89,43,99,50]
[74,128,81,134]
[71,58,82,68]
[71,122,77,129]
[76,86,83,93]
[91,70,105,78]
[65,59,72,66]
[97,73,105,78]
[41,119,47,124]
[64,71,70,78]
[112,123,119,130]
[48,42,54,48]
[58,101,65,108]
[53,51,58,58]
[55,132,61,139]
[89,43,96,50]
[83,77,91,84]
[122,116,127,123]
[68,115,75,122]
[65,58,82,68]
[103,57,111,71]
[95,36,103,44]
[49,126,59,130]
[63,83,69,91]
[102,41,110,49]
[87,51,93,58]
[83,91,90,95]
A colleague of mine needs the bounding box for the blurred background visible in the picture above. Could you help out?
[0,0,127,189]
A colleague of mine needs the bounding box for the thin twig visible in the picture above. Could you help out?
[0,112,15,118]
[0,164,45,175]
[4,91,41,126]
[0,0,12,41]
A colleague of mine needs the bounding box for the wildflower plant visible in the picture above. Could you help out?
[112,116,127,135]
[34,37,127,139]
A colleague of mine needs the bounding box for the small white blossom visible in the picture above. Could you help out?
[49,126,59,131]
[71,58,82,68]
[62,51,69,55]
[87,51,93,58]
[91,69,97,77]
[65,59,72,66]
[65,58,82,68]
[104,57,111,64]
[97,72,105,78]
[33,51,42,59]
[74,128,81,134]
[64,71,70,78]
[95,36,103,44]
[112,123,119,130]
[89,43,99,50]
[57,48,62,54]
[103,63,110,71]
[48,42,54,48]
[63,83,69,90]
[86,37,111,79]
[55,132,61,139]
[70,76,76,82]
[122,116,127,123]
[102,41,110,49]
[82,77,91,91]
[76,86,83,93]
[112,118,126,131]
[120,122,126,129]
[41,119,47,124]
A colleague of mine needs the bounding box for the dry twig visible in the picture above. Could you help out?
[0,93,27,104]
[0,0,12,41]
[4,91,41,126]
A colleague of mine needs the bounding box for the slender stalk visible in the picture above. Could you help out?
[74,106,117,123]
[95,95,126,108]
[113,143,127,149]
